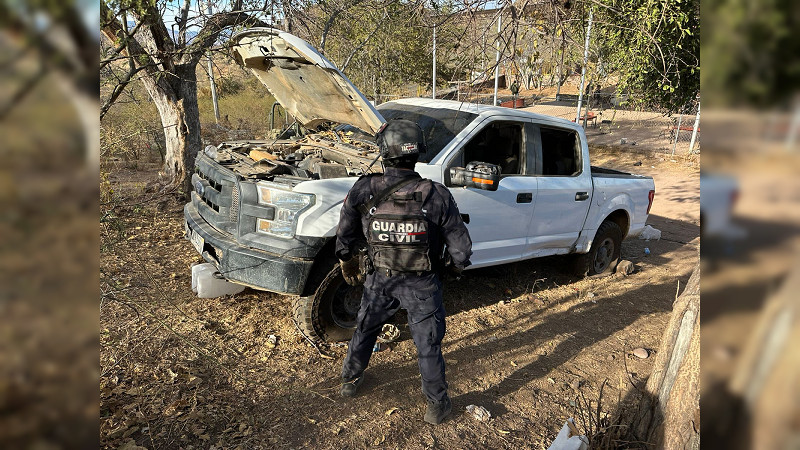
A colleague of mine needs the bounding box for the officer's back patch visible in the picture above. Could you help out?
[369,217,428,244]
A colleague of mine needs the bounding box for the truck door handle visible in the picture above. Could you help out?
[516,193,533,203]
[575,192,589,201]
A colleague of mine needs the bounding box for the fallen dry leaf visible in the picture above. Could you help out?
[385,407,398,416]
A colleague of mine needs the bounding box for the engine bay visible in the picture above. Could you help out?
[204,130,383,181]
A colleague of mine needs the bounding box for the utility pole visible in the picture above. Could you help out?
[205,2,220,123]
[575,8,593,123]
[493,12,502,106]
[432,22,437,99]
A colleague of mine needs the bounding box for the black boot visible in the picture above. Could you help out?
[423,396,452,425]
[340,375,364,398]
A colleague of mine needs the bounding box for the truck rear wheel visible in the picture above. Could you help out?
[292,261,361,342]
[573,220,623,276]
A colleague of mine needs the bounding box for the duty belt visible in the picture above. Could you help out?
[383,268,433,277]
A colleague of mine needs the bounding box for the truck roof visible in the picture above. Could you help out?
[387,97,579,129]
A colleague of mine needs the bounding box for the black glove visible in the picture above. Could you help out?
[340,256,364,286]
[446,264,465,281]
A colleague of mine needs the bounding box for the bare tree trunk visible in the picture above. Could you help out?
[140,65,201,196]
[632,262,700,449]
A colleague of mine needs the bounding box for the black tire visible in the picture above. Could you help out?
[292,260,362,342]
[573,220,623,276]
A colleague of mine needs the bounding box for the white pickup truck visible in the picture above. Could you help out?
[184,29,656,341]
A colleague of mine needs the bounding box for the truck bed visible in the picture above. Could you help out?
[590,165,646,179]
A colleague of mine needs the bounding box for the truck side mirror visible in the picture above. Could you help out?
[449,161,501,191]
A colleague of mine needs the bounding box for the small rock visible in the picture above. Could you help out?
[615,260,635,275]
[586,292,596,299]
[633,161,642,166]
[466,404,491,422]
[632,348,650,359]
[487,336,498,342]
[547,377,556,384]
[498,300,508,306]
[607,354,615,361]
[266,334,278,349]
[570,380,582,390]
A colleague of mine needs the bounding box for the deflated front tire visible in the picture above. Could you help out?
[292,260,362,342]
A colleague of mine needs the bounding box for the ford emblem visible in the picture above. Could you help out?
[194,180,205,195]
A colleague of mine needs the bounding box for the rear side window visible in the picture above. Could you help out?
[540,127,580,176]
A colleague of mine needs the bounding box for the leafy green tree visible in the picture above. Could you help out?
[591,0,700,111]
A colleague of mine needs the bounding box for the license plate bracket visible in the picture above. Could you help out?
[190,230,205,254]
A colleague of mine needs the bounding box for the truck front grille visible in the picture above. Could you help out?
[230,184,240,221]
[193,154,238,234]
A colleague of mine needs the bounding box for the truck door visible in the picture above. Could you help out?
[525,124,593,255]
[443,119,538,268]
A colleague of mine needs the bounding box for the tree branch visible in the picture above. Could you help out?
[100,64,145,121]
[341,10,389,73]
[181,11,268,64]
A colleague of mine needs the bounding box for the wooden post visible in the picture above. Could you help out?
[632,262,700,449]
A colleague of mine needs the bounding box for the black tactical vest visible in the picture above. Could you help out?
[364,178,435,273]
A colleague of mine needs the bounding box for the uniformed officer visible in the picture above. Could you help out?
[335,119,472,425]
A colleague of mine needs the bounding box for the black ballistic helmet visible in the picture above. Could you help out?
[375,119,427,161]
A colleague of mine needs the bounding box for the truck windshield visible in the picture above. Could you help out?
[376,103,477,163]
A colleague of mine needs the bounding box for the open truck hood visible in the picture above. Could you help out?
[231,28,385,134]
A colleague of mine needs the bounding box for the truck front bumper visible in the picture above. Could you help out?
[184,203,315,295]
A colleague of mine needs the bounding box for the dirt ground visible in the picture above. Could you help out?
[100,146,699,449]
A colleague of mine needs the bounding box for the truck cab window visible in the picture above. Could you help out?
[460,122,524,175]
[540,127,579,176]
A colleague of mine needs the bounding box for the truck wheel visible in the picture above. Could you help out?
[574,220,623,276]
[292,261,361,342]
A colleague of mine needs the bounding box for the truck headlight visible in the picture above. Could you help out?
[255,183,314,238]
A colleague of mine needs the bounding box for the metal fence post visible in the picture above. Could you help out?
[432,23,437,99]
[493,13,502,106]
[671,110,684,156]
[688,101,700,153]
[575,8,593,123]
[205,2,220,123]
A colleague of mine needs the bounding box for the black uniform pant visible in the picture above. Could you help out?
[341,272,448,402]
